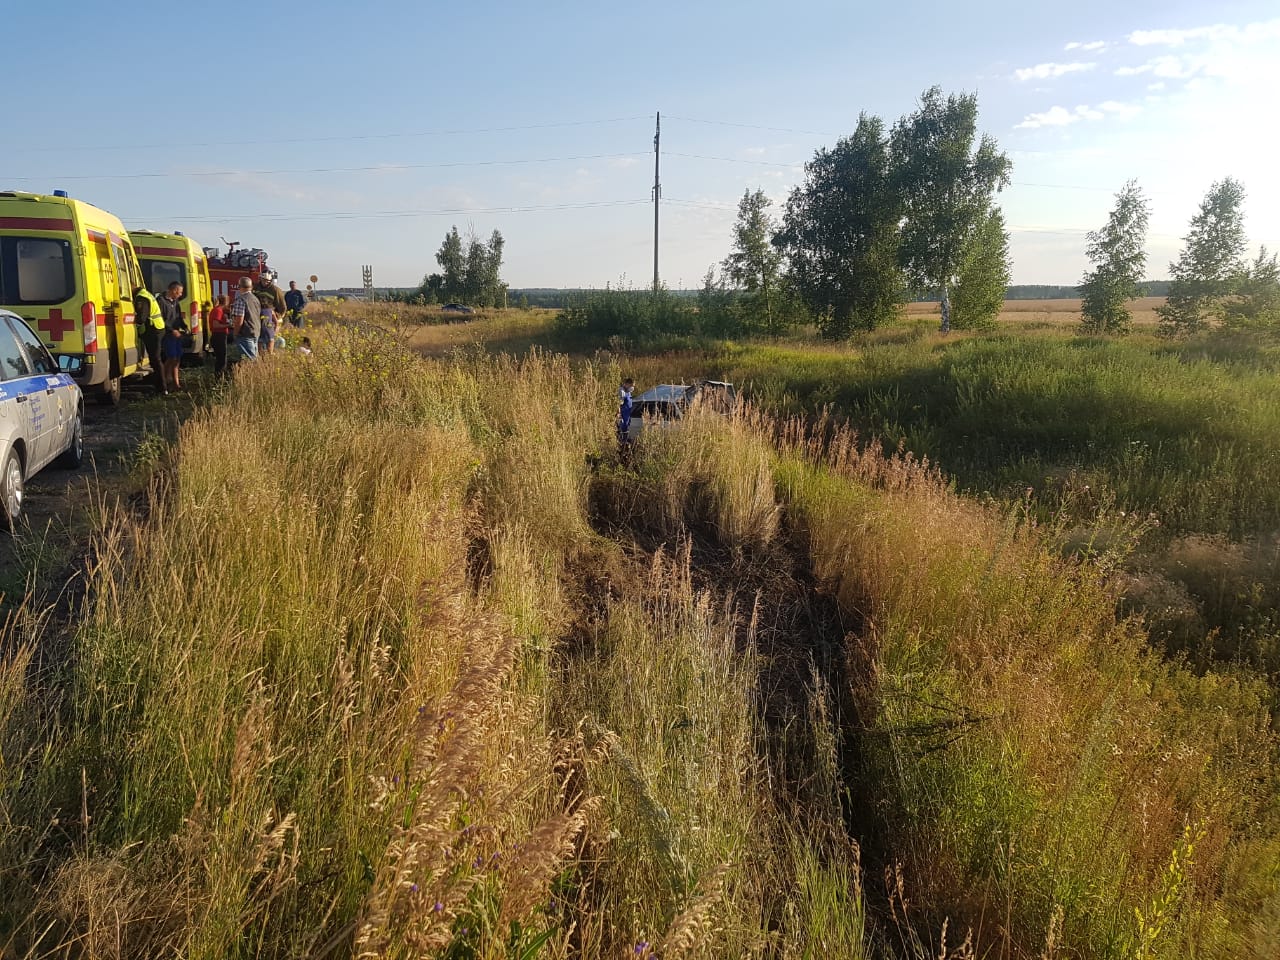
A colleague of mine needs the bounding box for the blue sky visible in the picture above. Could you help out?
[6,0,1278,289]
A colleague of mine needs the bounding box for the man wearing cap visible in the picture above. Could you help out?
[230,277,263,361]
[254,272,287,317]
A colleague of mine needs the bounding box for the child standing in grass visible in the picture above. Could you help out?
[260,305,278,356]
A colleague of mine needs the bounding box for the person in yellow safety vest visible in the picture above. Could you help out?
[132,284,168,397]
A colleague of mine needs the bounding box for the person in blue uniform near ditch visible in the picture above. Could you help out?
[617,377,635,448]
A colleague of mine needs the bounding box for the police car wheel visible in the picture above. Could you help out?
[57,411,85,470]
[1,449,23,530]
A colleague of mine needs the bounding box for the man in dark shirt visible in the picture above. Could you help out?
[158,281,186,332]
[284,280,307,327]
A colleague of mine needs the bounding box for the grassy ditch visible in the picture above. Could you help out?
[0,327,1275,957]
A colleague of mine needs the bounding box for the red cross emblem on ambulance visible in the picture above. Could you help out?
[38,309,74,342]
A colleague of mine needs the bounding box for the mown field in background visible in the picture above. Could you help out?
[905,295,1167,327]
[1,320,1277,958]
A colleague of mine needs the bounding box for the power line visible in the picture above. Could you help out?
[667,151,805,168]
[7,115,653,154]
[665,198,737,210]
[667,153,1174,197]
[128,198,652,225]
[12,152,650,182]
[664,115,837,137]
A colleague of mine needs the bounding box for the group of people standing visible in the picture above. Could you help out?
[209,275,308,371]
[132,275,310,394]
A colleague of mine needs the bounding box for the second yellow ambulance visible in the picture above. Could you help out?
[130,229,213,355]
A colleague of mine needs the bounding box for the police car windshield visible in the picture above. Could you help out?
[0,238,75,305]
[0,323,28,381]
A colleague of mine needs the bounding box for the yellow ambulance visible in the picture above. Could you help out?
[130,229,213,354]
[0,190,145,403]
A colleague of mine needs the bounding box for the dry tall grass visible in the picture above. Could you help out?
[0,324,1275,959]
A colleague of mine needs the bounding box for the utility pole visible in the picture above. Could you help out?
[362,264,373,302]
[652,111,661,293]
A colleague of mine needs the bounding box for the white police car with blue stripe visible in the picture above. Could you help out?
[0,309,84,529]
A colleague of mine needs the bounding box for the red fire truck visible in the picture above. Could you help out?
[206,239,274,301]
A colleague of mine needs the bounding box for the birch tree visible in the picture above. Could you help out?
[892,87,1011,333]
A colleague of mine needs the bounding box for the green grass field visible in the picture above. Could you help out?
[1,306,1276,957]
[396,299,1280,678]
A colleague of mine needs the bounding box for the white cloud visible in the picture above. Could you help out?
[1127,21,1280,47]
[1015,106,1078,129]
[1113,19,1280,89]
[1152,55,1197,78]
[1019,106,1074,129]
[1147,81,1166,91]
[1129,25,1228,47]
[1015,101,1140,129]
[1065,40,1108,52]
[1099,100,1142,120]
[1116,54,1199,79]
[1013,60,1097,81]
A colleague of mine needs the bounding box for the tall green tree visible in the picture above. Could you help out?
[697,264,737,337]
[950,206,1010,330]
[775,114,905,339]
[435,227,465,301]
[1157,178,1248,334]
[485,229,507,308]
[1079,180,1151,334]
[418,273,444,303]
[463,231,488,303]
[892,87,1012,333]
[435,227,508,306]
[1222,247,1280,329]
[723,188,786,337]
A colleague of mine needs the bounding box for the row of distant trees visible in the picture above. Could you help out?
[388,89,1277,341]
[703,87,1012,340]
[402,88,1012,339]
[1079,178,1279,335]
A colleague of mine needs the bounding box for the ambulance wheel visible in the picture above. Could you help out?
[96,376,122,406]
[56,409,84,470]
[1,448,24,531]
